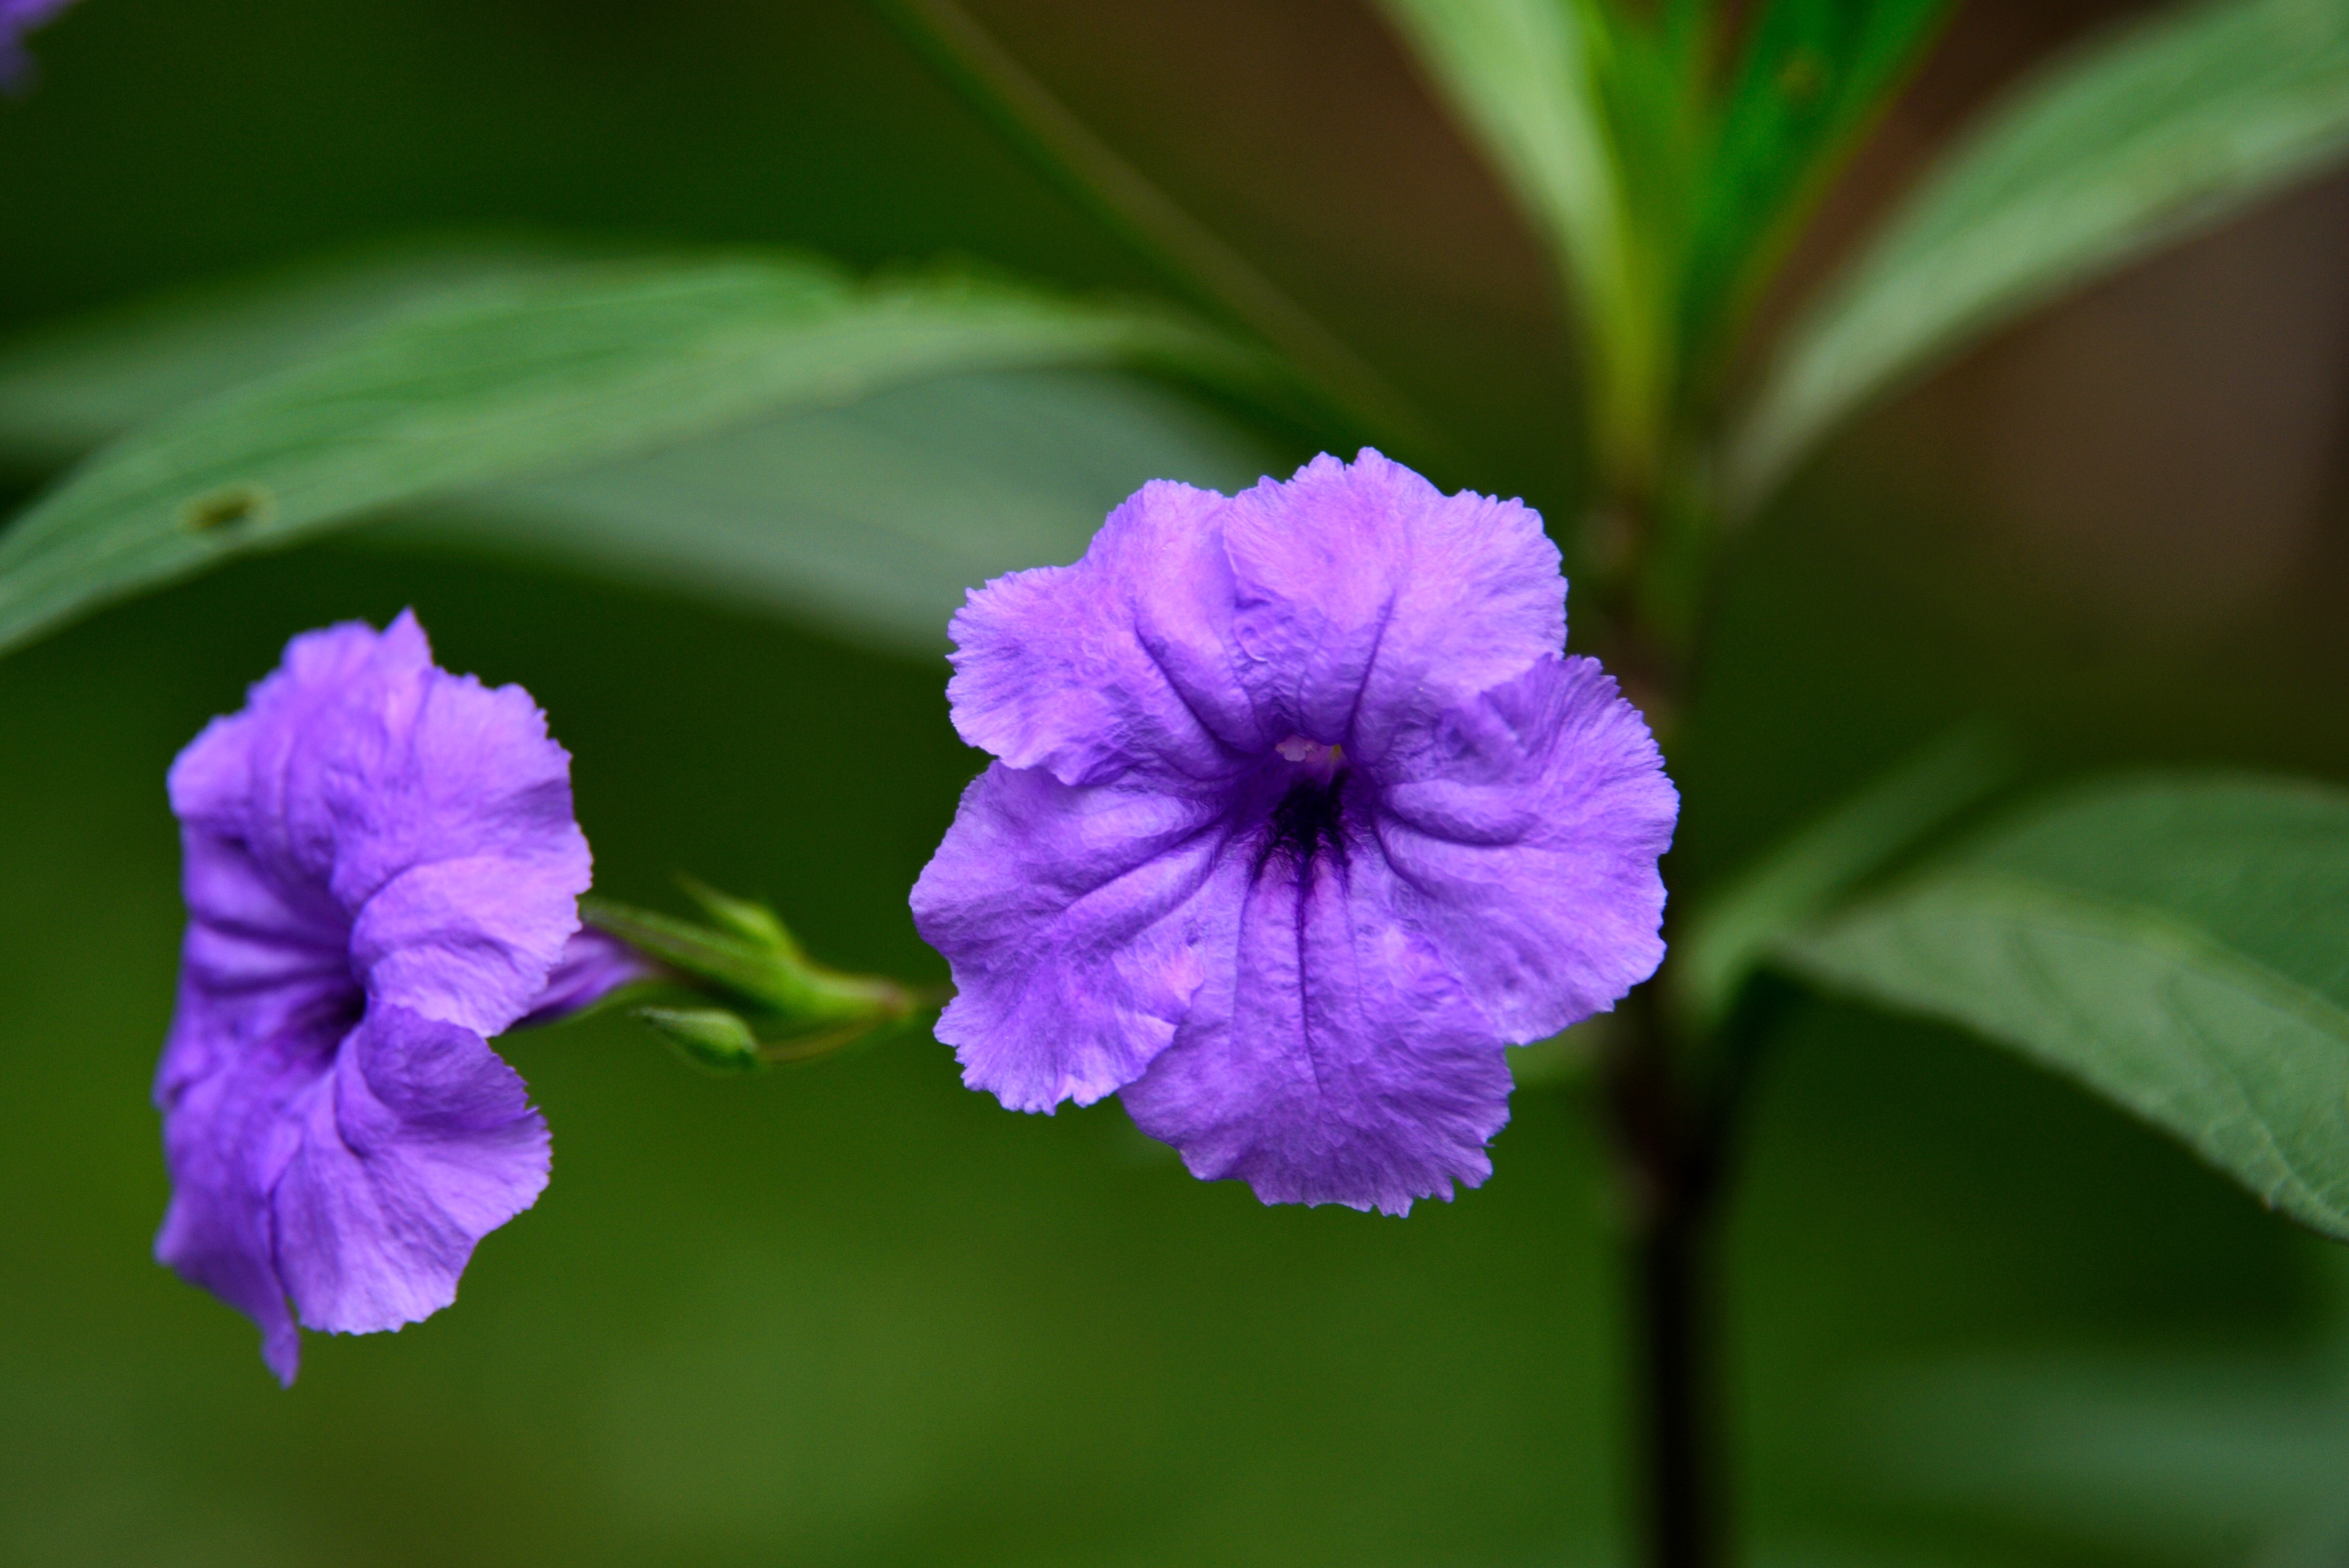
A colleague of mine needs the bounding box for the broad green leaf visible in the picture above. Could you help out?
[0,237,571,463]
[0,246,1283,657]
[1375,0,1666,483]
[1676,0,1952,390]
[1781,774,2349,1239]
[396,365,1283,656]
[0,253,1268,658]
[1728,0,2349,513]
[1672,724,2013,1033]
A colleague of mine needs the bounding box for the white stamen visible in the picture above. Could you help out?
[1275,735,1343,770]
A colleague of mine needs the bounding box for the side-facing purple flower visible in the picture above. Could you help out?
[913,451,1678,1214]
[1,0,76,87]
[155,611,593,1383]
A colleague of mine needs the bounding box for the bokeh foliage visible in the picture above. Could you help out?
[5,0,2349,1564]
[2,539,2334,1568]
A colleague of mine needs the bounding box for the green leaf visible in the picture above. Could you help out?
[404,364,1283,656]
[1375,0,1665,483]
[1676,0,1952,389]
[1727,0,2349,513]
[1672,724,2014,1034]
[0,237,573,464]
[0,252,1268,658]
[0,248,1286,657]
[1780,773,2349,1240]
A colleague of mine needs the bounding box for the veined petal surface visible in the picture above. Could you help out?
[1378,656,1677,1040]
[913,763,1240,1111]
[1222,451,1565,767]
[272,1006,550,1340]
[1120,825,1513,1216]
[945,480,1264,788]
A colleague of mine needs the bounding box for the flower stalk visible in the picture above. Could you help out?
[582,883,934,1074]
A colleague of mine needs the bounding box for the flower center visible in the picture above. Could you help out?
[1268,771,1347,867]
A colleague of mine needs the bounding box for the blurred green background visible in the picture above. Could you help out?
[4,1,2349,1564]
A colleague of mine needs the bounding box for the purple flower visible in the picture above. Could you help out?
[911,451,1679,1215]
[1,0,76,87]
[155,611,593,1383]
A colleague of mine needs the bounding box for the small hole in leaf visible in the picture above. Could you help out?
[180,484,274,535]
[1777,49,1828,106]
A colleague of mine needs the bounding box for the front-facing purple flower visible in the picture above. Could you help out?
[155,611,592,1382]
[913,451,1678,1214]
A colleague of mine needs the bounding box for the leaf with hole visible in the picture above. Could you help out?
[0,251,1271,659]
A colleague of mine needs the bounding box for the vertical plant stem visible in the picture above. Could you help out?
[867,0,1449,457]
[1595,465,1743,1567]
[1602,987,1729,1568]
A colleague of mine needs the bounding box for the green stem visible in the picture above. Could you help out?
[866,0,1451,459]
[580,896,914,1024]
[1594,454,1756,1568]
[1601,987,1730,1568]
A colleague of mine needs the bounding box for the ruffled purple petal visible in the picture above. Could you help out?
[159,967,554,1380]
[152,975,346,1386]
[1118,830,1512,1216]
[1221,451,1566,768]
[912,762,1242,1111]
[1377,656,1677,1039]
[945,479,1266,788]
[271,1005,549,1342]
[170,611,591,1040]
[155,997,547,1384]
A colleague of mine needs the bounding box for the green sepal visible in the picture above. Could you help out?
[582,890,911,1024]
[582,882,938,1072]
[675,875,794,952]
[634,1006,768,1076]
